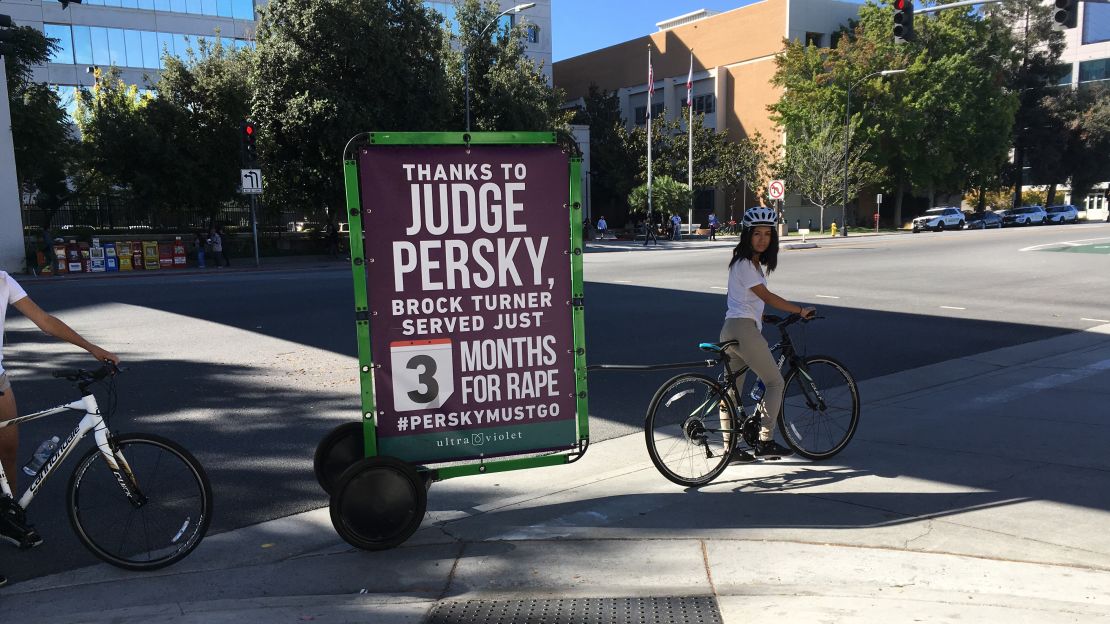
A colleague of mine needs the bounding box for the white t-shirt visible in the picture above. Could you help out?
[725,258,767,329]
[1,271,30,375]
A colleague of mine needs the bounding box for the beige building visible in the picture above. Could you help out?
[555,0,862,227]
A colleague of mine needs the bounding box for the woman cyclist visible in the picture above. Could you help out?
[722,207,815,461]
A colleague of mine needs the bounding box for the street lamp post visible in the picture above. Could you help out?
[841,69,905,236]
[464,2,535,133]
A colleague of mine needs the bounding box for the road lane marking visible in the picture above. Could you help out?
[1020,236,1110,252]
[711,286,727,290]
[940,306,967,310]
[613,280,633,284]
[1082,318,1110,323]
[815,295,840,299]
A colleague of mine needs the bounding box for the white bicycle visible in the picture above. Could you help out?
[0,364,212,570]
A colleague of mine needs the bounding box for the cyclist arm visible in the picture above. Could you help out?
[11,297,121,364]
[749,284,815,319]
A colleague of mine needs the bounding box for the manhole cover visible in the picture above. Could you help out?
[428,596,722,624]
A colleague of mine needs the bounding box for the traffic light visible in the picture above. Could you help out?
[240,121,258,166]
[0,14,16,59]
[893,0,915,44]
[1052,0,1078,30]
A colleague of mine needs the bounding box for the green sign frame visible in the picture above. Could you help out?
[342,131,589,482]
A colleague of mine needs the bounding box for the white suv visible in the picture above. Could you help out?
[912,207,965,232]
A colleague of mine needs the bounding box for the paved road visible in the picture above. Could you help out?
[4,222,1108,582]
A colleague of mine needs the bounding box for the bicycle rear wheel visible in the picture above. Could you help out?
[645,373,735,487]
[778,356,860,459]
[67,433,212,571]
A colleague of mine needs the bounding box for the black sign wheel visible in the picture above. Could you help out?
[329,456,428,551]
[313,422,365,495]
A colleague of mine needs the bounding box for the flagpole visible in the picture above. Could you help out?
[645,45,653,246]
[687,51,694,239]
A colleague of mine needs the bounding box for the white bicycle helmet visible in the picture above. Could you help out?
[742,206,778,228]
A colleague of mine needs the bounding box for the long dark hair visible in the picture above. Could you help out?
[728,226,779,273]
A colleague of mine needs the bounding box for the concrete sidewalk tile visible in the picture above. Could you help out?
[19,595,434,624]
[3,542,458,621]
[717,594,1108,624]
[443,540,711,599]
[707,541,1110,611]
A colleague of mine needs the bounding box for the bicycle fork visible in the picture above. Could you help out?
[95,430,148,509]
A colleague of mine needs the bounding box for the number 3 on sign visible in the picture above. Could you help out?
[390,339,455,412]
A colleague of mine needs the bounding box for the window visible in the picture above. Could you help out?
[526,24,540,44]
[45,24,75,65]
[202,0,217,15]
[217,0,233,17]
[186,0,203,14]
[141,31,159,69]
[830,32,843,48]
[805,32,824,47]
[174,33,190,58]
[157,32,174,66]
[690,94,715,115]
[1083,3,1110,45]
[90,27,111,66]
[138,0,155,9]
[107,28,127,65]
[232,0,254,20]
[73,26,93,65]
[1056,64,1074,86]
[424,1,458,33]
[125,30,144,67]
[155,0,171,10]
[635,106,647,126]
[52,85,78,118]
[120,0,138,9]
[1078,58,1110,84]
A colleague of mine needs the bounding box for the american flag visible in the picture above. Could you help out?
[686,54,694,107]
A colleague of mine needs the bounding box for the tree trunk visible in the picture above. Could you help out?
[977,184,987,211]
[894,178,906,228]
[927,183,936,210]
[1047,183,1057,206]
[1012,140,1024,209]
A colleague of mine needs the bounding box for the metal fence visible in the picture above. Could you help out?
[20,195,305,234]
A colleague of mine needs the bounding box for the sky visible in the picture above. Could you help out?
[551,1,762,62]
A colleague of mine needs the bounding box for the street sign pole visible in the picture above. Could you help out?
[876,193,883,233]
[250,194,260,267]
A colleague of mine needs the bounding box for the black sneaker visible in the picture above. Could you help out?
[754,439,794,458]
[728,447,756,464]
[0,501,44,550]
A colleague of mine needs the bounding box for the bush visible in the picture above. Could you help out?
[628,175,693,218]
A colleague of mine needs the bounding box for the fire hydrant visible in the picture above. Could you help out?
[830,222,838,237]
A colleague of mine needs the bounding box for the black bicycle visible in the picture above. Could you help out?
[644,314,860,487]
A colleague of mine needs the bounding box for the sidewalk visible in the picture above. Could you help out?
[4,324,1110,623]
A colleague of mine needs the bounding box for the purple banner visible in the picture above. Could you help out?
[358,145,575,462]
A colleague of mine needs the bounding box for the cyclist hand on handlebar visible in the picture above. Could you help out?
[800,306,817,320]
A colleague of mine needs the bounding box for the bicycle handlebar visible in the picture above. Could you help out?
[762,313,824,329]
[52,362,121,392]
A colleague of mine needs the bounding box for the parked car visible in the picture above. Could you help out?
[964,210,1003,229]
[1002,205,1048,226]
[1045,204,1080,224]
[912,207,965,232]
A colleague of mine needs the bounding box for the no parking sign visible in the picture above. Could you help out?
[768,180,786,202]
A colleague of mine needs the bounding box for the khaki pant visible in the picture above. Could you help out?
[719,317,785,441]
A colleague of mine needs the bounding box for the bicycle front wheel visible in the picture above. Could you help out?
[778,356,860,459]
[67,433,213,571]
[645,373,735,487]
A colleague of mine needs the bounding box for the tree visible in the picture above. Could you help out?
[627,175,693,219]
[770,0,1017,226]
[74,67,153,199]
[149,39,253,218]
[572,85,639,225]
[445,0,566,133]
[777,117,876,231]
[3,25,78,229]
[985,0,1065,208]
[251,0,452,220]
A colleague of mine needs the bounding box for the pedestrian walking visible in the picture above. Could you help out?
[708,213,719,241]
[597,216,607,240]
[193,231,206,268]
[671,214,682,240]
[210,226,231,267]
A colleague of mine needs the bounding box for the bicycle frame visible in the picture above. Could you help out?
[0,394,112,510]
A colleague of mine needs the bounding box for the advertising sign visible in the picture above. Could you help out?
[358,145,577,463]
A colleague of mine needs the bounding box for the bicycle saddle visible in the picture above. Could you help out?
[699,340,738,353]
